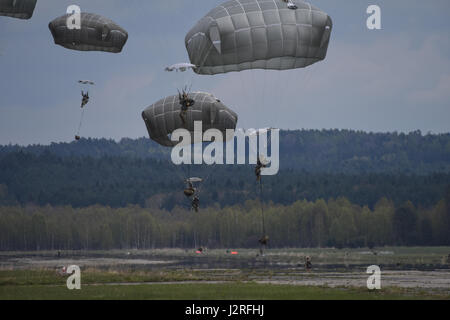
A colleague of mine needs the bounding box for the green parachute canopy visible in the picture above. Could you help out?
[0,0,37,20]
[142,92,238,147]
[49,12,128,53]
[185,0,332,75]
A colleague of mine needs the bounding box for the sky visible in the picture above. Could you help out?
[0,0,449,145]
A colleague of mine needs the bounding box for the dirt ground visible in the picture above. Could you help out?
[1,247,449,294]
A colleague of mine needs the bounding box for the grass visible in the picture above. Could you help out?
[1,247,449,300]
[0,269,448,300]
[1,283,447,300]
[2,246,449,268]
[0,269,236,286]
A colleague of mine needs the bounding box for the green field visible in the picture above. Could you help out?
[0,268,448,300]
[0,247,449,300]
[1,282,447,300]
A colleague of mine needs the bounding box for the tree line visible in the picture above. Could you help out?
[2,129,449,174]
[1,129,448,250]
[0,193,449,251]
[0,151,449,210]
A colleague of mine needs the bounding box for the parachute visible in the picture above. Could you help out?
[184,0,333,250]
[184,177,202,197]
[245,127,278,252]
[141,92,238,147]
[185,0,332,74]
[186,177,203,183]
[78,80,95,85]
[184,177,203,212]
[75,80,94,141]
[0,0,37,20]
[142,91,237,214]
[48,12,128,53]
[165,63,197,73]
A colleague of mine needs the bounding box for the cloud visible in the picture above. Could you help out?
[308,34,450,99]
[1,1,450,145]
[98,72,155,107]
[203,32,450,132]
[408,74,450,103]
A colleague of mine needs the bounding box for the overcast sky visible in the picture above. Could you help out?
[1,0,449,145]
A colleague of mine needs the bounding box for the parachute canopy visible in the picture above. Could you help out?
[0,0,37,20]
[165,63,197,72]
[78,80,95,85]
[186,177,203,183]
[49,12,128,53]
[142,92,238,147]
[185,0,332,75]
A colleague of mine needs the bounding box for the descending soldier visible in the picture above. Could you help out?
[192,195,200,212]
[183,178,202,212]
[75,90,90,141]
[258,235,269,246]
[255,158,267,182]
[184,181,196,197]
[178,89,195,124]
[81,91,90,108]
[258,235,269,256]
[75,80,95,141]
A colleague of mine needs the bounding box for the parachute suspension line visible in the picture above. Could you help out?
[257,176,268,255]
[298,63,318,127]
[272,70,283,127]
[76,107,86,137]
[307,63,322,94]
[261,70,268,127]
[302,64,315,93]
[172,73,185,96]
[259,179,266,236]
[249,69,259,125]
[170,144,191,186]
[172,163,193,212]
[170,151,194,212]
[175,163,188,185]
[238,71,251,116]
[195,163,216,197]
[256,69,268,128]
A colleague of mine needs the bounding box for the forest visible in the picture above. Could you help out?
[2,129,450,174]
[0,129,449,250]
[0,195,449,251]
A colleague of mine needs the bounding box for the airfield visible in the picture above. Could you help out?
[0,247,449,300]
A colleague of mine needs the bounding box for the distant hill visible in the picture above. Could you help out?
[1,129,449,174]
[0,130,449,209]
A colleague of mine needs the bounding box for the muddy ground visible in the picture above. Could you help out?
[1,247,449,294]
